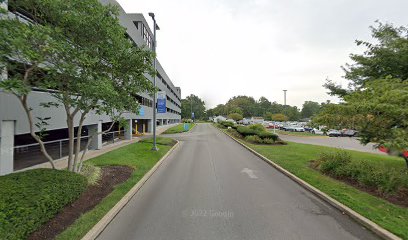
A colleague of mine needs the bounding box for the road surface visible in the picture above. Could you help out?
[97,123,379,240]
[278,134,385,155]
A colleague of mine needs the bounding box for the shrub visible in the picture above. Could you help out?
[237,126,258,136]
[317,151,351,175]
[245,135,263,144]
[227,128,242,138]
[249,124,265,132]
[314,151,408,195]
[257,131,278,141]
[0,169,87,240]
[220,121,234,128]
[80,164,102,185]
[262,138,276,144]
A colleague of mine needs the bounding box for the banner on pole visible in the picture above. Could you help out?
[157,91,166,113]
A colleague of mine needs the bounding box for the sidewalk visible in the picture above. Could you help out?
[17,123,179,172]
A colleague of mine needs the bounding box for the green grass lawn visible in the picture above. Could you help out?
[275,129,324,137]
[162,123,195,134]
[57,137,175,240]
[229,132,408,238]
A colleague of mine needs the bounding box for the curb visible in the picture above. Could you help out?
[217,127,401,240]
[81,140,180,240]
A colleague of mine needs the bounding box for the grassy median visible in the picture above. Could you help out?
[162,123,195,134]
[57,137,175,240]
[222,129,408,239]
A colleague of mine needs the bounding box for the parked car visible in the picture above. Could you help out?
[327,129,341,137]
[304,126,313,132]
[293,126,305,132]
[311,128,324,135]
[341,129,358,137]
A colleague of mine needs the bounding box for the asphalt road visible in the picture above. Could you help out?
[97,123,379,240]
[278,134,385,155]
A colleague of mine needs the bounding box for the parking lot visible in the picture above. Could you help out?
[278,134,386,155]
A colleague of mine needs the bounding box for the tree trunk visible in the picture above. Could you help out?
[73,112,86,172]
[20,96,56,169]
[66,116,75,171]
[77,119,117,172]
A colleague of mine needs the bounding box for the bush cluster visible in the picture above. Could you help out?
[314,151,408,195]
[219,121,234,128]
[0,169,88,239]
[236,125,279,144]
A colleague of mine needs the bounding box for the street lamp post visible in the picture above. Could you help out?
[149,12,160,151]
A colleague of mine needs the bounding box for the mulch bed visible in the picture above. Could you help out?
[309,161,408,208]
[29,166,133,240]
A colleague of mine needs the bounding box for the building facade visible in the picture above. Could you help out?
[0,0,181,175]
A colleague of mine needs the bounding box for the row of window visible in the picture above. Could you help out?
[166,95,180,109]
[167,107,180,115]
[134,95,180,115]
[134,95,153,107]
[157,72,181,103]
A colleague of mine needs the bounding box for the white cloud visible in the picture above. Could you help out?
[117,0,408,108]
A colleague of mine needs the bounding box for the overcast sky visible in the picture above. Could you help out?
[117,0,408,109]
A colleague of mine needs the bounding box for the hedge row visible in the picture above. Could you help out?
[313,151,408,195]
[237,125,278,142]
[0,169,88,240]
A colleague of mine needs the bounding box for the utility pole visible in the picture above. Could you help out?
[190,95,193,122]
[283,90,287,106]
[148,12,160,151]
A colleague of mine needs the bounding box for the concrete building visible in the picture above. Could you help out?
[0,0,181,175]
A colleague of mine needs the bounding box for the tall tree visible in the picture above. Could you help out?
[301,101,321,118]
[325,21,408,97]
[181,94,206,120]
[0,0,154,172]
[226,95,257,117]
[315,79,408,167]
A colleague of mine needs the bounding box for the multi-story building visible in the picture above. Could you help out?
[0,0,181,175]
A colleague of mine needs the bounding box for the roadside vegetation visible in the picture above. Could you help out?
[315,22,408,168]
[222,129,408,238]
[57,137,175,240]
[218,121,282,145]
[162,123,195,134]
[312,151,408,201]
[0,169,87,240]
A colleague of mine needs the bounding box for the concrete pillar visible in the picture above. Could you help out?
[147,119,153,133]
[88,121,102,150]
[124,119,132,140]
[0,121,15,175]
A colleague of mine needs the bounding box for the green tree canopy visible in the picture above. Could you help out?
[325,21,408,97]
[0,0,154,172]
[181,94,206,120]
[301,101,321,118]
[227,113,243,121]
[315,79,408,167]
[271,113,289,122]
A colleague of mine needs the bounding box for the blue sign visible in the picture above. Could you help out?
[157,91,166,113]
[138,107,145,116]
[183,123,189,131]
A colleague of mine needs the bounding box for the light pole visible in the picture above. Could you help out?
[283,90,287,106]
[190,95,193,122]
[149,12,160,151]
